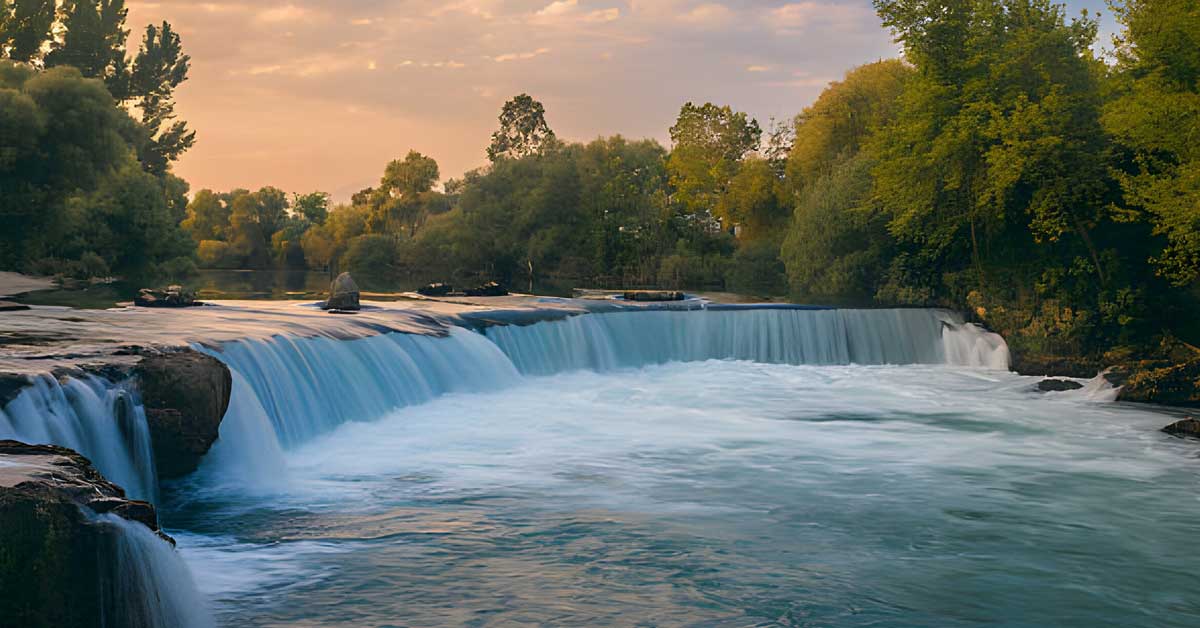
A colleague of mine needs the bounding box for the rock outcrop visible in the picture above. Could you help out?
[1162,417,1200,438]
[1109,358,1200,407]
[623,290,686,302]
[135,349,232,478]
[0,440,169,627]
[1037,378,1084,392]
[322,272,361,311]
[134,285,199,308]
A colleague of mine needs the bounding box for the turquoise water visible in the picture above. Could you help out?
[163,360,1199,627]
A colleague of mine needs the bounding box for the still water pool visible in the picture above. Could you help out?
[163,361,1198,627]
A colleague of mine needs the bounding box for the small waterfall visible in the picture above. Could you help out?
[96,514,213,628]
[0,375,158,503]
[484,308,1010,375]
[201,327,520,450]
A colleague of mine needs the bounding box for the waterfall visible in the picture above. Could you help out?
[483,308,1010,375]
[96,514,213,628]
[0,375,158,503]
[199,327,520,450]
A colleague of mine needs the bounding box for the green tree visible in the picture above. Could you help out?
[666,102,761,221]
[182,189,230,241]
[871,0,1110,291]
[293,191,330,225]
[487,93,557,162]
[1104,0,1200,287]
[45,0,130,96]
[0,0,55,62]
[369,151,441,236]
[128,21,193,174]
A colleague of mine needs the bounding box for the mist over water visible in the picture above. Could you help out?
[166,355,1198,627]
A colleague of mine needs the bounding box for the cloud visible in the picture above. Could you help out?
[536,0,577,17]
[492,47,551,62]
[677,3,734,27]
[746,65,769,72]
[584,8,620,22]
[769,2,874,33]
[255,3,312,22]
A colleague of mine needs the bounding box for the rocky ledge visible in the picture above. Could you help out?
[134,349,232,479]
[0,440,169,627]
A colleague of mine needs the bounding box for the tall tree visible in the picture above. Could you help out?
[369,151,441,236]
[44,0,129,96]
[129,21,193,174]
[666,102,761,220]
[0,0,55,63]
[487,93,557,162]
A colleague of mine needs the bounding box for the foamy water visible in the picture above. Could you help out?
[164,360,1199,627]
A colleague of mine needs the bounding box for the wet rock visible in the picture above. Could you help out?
[1010,353,1102,378]
[134,285,199,308]
[322,272,361,311]
[0,440,169,627]
[1037,378,1084,392]
[0,300,31,311]
[1162,417,1200,438]
[135,349,232,479]
[418,282,453,297]
[623,290,685,302]
[464,281,508,297]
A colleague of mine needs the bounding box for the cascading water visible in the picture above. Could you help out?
[197,327,520,450]
[95,513,214,628]
[483,307,1010,375]
[0,374,158,503]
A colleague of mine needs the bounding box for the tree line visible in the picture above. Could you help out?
[2,0,1197,360]
[1,0,194,279]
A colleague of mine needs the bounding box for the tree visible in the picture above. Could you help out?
[182,189,230,241]
[718,157,788,242]
[666,102,761,219]
[871,0,1110,289]
[1104,0,1200,287]
[45,0,130,96]
[293,191,330,225]
[0,0,55,63]
[0,63,128,267]
[369,151,441,236]
[128,21,193,174]
[487,93,557,162]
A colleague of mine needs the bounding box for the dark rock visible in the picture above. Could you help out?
[0,300,31,311]
[0,440,170,626]
[322,272,361,311]
[623,290,685,302]
[1108,358,1200,407]
[1037,378,1084,392]
[135,349,232,479]
[1162,417,1200,438]
[0,372,31,407]
[418,282,453,297]
[464,281,508,297]
[134,284,199,308]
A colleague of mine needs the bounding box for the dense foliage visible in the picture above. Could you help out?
[0,0,194,279]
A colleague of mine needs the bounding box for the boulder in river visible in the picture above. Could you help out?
[0,440,170,626]
[418,282,453,297]
[322,272,361,311]
[464,281,508,297]
[623,290,685,302]
[134,285,199,308]
[135,349,232,479]
[1037,378,1084,392]
[1162,417,1200,438]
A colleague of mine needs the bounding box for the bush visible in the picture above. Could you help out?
[196,240,239,269]
[343,234,401,276]
[726,240,786,296]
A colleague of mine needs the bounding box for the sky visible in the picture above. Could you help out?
[124,0,1113,202]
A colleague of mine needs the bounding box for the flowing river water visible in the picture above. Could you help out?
[3,308,1198,626]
